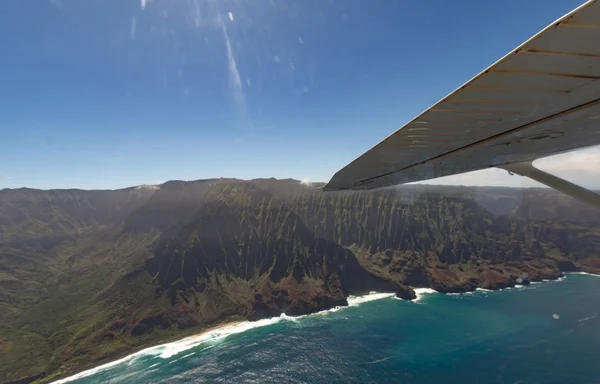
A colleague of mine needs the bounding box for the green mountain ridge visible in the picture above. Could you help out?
[1,179,599,383]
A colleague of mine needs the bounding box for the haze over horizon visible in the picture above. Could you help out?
[2,0,598,190]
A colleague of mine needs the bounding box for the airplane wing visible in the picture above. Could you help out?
[324,0,600,208]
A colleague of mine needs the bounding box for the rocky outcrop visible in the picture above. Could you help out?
[580,258,600,275]
[248,285,348,320]
[395,283,416,300]
[429,276,480,294]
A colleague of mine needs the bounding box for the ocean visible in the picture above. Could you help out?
[54,273,600,384]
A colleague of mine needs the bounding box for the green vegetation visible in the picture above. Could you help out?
[0,180,598,383]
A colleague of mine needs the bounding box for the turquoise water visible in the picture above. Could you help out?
[55,274,600,384]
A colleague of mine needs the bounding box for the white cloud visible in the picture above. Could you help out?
[417,168,538,188]
[140,0,149,10]
[228,12,234,21]
[417,146,600,189]
[300,178,312,186]
[135,184,160,191]
[535,146,600,174]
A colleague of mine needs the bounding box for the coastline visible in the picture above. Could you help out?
[46,291,409,384]
[47,320,242,384]
[171,320,242,345]
[44,271,599,384]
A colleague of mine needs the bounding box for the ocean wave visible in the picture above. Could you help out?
[307,306,343,317]
[157,316,288,360]
[279,313,299,321]
[347,292,395,306]
[51,347,163,383]
[567,272,600,277]
[447,291,475,296]
[413,288,438,303]
[578,312,598,323]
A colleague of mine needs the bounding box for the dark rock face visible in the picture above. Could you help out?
[395,283,416,300]
[131,314,171,336]
[142,183,395,330]
[430,277,480,294]
[558,260,580,272]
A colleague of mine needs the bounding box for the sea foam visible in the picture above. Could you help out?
[156,316,286,359]
[568,272,600,277]
[51,293,398,383]
[51,348,162,383]
[347,292,395,306]
[413,288,438,303]
[51,315,289,383]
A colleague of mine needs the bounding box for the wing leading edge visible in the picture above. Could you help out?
[324,0,600,208]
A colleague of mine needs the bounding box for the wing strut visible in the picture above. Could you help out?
[498,162,600,210]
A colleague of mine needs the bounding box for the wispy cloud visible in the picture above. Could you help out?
[130,17,137,40]
[135,184,160,191]
[188,1,246,115]
[192,0,201,26]
[218,15,247,115]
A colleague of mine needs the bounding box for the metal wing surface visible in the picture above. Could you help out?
[324,0,600,191]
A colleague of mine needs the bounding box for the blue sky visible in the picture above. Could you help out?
[1,0,596,190]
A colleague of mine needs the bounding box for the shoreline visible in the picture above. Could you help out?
[44,272,598,384]
[48,320,242,384]
[173,320,242,344]
[46,291,408,384]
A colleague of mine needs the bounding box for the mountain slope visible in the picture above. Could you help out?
[0,180,599,383]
